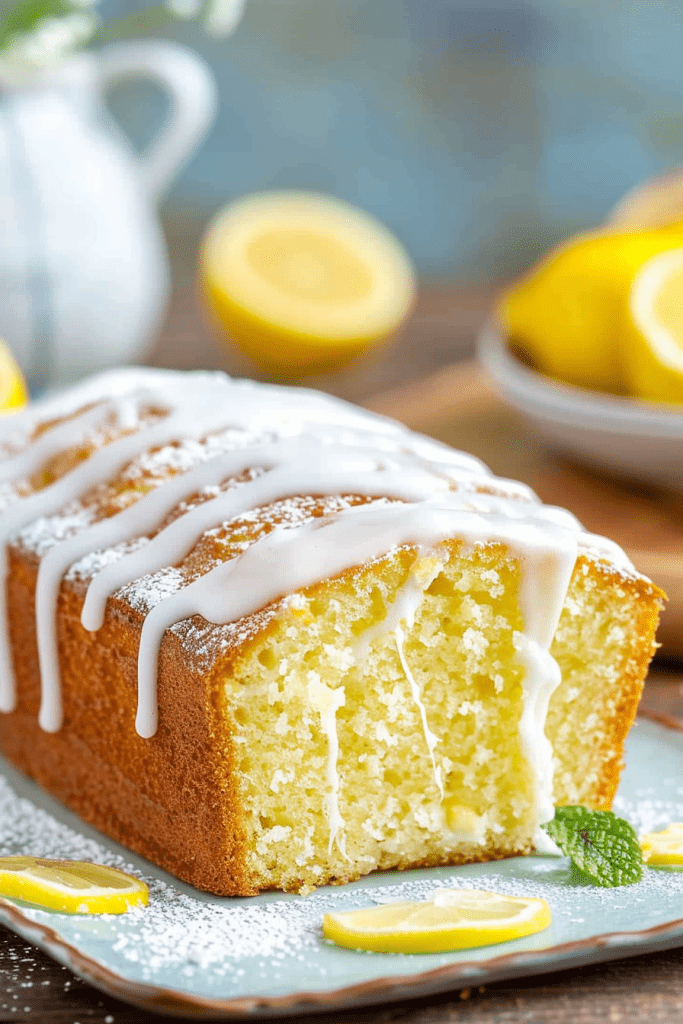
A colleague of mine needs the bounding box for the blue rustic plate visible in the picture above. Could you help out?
[0,714,682,1019]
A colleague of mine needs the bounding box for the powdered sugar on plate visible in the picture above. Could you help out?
[0,717,682,1011]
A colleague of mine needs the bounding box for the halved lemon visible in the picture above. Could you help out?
[623,246,683,403]
[0,856,148,914]
[0,339,27,413]
[640,823,683,865]
[201,191,416,377]
[322,888,551,954]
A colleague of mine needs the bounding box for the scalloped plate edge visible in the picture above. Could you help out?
[0,711,680,1020]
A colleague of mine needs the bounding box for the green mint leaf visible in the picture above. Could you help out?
[541,805,643,887]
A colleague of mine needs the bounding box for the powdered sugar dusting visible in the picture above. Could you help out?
[0,719,682,1005]
[1,369,650,722]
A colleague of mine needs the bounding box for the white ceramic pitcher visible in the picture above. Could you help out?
[0,41,217,391]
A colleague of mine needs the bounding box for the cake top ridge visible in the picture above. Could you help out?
[0,368,638,753]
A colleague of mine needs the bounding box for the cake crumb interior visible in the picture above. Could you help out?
[224,542,654,893]
[229,541,538,893]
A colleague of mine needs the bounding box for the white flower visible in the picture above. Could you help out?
[166,0,246,36]
[166,0,204,18]
[204,0,246,36]
[0,11,99,72]
[0,0,244,78]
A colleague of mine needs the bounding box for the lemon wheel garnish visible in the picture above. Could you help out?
[623,246,683,403]
[0,857,148,914]
[201,191,416,377]
[0,340,27,413]
[322,888,551,954]
[641,823,683,865]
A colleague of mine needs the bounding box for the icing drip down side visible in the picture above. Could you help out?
[0,369,636,843]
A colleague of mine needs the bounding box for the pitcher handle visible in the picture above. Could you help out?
[97,40,218,200]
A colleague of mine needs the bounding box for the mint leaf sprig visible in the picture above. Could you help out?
[541,805,643,887]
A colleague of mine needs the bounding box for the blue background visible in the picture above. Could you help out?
[102,0,683,277]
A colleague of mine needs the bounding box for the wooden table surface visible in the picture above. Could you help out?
[3,278,683,1023]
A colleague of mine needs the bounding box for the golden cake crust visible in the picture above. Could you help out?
[0,537,664,895]
[3,546,251,894]
[0,370,665,895]
[568,561,664,811]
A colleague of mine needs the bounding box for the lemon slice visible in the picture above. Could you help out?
[201,191,416,377]
[0,340,27,413]
[641,823,683,865]
[0,857,148,914]
[322,888,551,953]
[623,246,683,403]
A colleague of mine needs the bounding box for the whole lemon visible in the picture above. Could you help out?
[0,339,27,412]
[499,222,683,392]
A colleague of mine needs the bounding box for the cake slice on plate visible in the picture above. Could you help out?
[0,369,663,894]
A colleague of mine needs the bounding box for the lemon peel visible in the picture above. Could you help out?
[201,191,416,377]
[322,888,551,954]
[0,856,148,914]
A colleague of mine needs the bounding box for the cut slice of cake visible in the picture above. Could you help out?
[0,369,664,894]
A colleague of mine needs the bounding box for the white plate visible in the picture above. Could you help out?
[0,717,683,1018]
[478,322,683,489]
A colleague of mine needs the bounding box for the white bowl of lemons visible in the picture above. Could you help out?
[480,180,683,491]
[478,321,683,491]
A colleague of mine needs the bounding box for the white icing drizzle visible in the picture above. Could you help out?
[352,562,445,660]
[515,543,578,830]
[133,500,577,741]
[0,369,639,847]
[0,401,117,484]
[37,454,451,732]
[78,445,456,635]
[353,564,445,796]
[22,377,459,726]
[306,673,347,859]
[395,624,443,797]
[0,375,269,715]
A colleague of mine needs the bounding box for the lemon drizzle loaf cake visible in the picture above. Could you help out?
[0,368,664,895]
